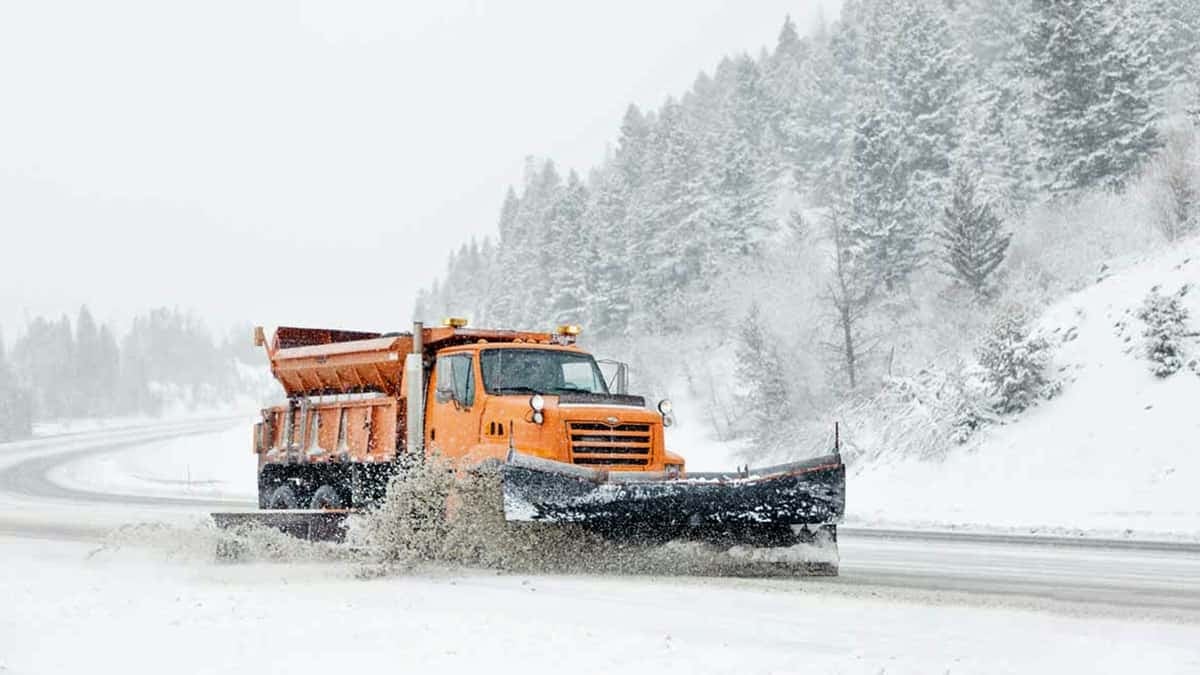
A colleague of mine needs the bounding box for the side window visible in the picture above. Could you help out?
[436,355,475,408]
[561,361,599,391]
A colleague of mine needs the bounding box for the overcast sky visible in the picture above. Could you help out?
[1,0,841,339]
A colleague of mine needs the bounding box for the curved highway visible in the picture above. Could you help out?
[2,420,1198,620]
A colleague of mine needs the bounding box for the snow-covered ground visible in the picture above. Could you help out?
[670,238,1200,541]
[852,239,1200,539]
[49,422,257,501]
[3,535,1196,675]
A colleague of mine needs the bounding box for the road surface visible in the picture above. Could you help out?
[2,418,1197,620]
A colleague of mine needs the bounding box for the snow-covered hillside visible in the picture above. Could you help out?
[852,237,1200,538]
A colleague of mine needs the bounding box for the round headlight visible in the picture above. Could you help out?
[657,399,673,415]
[532,411,545,425]
[530,394,545,412]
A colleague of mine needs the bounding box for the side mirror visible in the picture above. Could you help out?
[597,359,629,395]
[253,326,266,348]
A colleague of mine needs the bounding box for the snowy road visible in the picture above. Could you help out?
[3,418,1199,616]
[2,421,1199,674]
[0,418,248,540]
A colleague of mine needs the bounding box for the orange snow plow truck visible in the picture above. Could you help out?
[212,320,845,572]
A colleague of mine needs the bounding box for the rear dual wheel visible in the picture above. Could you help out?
[309,485,344,510]
[267,485,299,510]
[265,484,345,510]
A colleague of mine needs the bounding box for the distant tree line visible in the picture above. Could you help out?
[0,307,262,440]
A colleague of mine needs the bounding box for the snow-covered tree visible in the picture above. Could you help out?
[584,169,634,338]
[484,188,523,326]
[1136,288,1194,378]
[11,315,75,419]
[629,99,706,327]
[706,55,779,259]
[0,329,33,441]
[1026,0,1161,194]
[734,303,793,448]
[1130,0,1200,102]
[545,171,591,324]
[937,169,1012,298]
[780,25,847,202]
[952,0,1035,209]
[976,306,1055,414]
[844,104,925,292]
[71,306,119,417]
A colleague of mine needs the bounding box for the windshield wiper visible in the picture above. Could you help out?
[491,385,542,395]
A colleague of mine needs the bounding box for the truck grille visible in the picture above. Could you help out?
[568,422,652,466]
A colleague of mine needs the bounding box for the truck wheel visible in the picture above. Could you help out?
[309,485,344,510]
[268,485,299,510]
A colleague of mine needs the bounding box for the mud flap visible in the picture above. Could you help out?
[211,510,352,548]
[500,451,845,545]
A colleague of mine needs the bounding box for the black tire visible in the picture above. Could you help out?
[309,485,344,510]
[268,485,299,510]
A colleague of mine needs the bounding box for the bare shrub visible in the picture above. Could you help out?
[1149,127,1200,242]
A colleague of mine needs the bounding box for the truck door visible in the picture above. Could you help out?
[425,353,481,460]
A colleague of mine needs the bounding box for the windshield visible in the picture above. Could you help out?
[480,348,610,395]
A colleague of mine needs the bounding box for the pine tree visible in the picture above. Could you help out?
[780,31,846,202]
[1132,0,1200,101]
[977,306,1054,413]
[937,169,1012,298]
[836,0,965,211]
[734,303,793,449]
[0,328,33,440]
[545,171,590,324]
[584,107,653,338]
[616,104,652,188]
[72,305,109,417]
[1136,288,1193,377]
[707,55,779,259]
[486,189,522,325]
[883,0,963,200]
[844,105,924,293]
[585,168,634,338]
[1026,0,1161,194]
[953,0,1036,209]
[629,99,706,327]
[12,316,76,419]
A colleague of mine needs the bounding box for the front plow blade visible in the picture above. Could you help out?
[500,451,845,543]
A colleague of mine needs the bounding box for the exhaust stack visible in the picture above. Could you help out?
[405,321,425,455]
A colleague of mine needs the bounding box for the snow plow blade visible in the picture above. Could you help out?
[500,450,845,552]
[211,510,351,543]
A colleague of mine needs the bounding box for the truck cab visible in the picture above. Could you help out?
[426,341,684,473]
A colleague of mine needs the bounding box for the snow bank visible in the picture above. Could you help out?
[853,238,1200,538]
